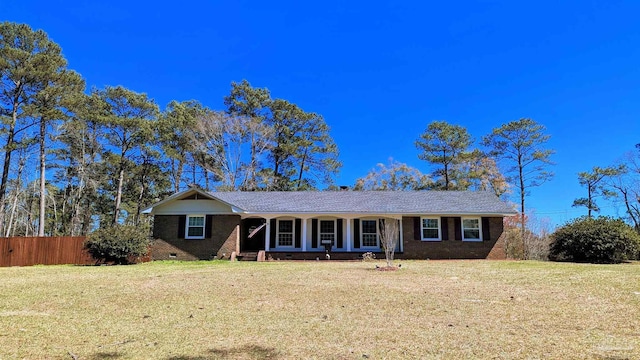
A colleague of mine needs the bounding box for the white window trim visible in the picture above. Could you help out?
[276,218,296,248]
[461,217,482,242]
[360,218,380,249]
[185,214,206,240]
[319,219,337,248]
[420,216,441,241]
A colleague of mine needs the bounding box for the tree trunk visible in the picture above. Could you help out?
[113,165,125,225]
[26,182,38,236]
[204,168,210,191]
[518,154,527,259]
[273,141,281,190]
[38,116,47,236]
[0,101,19,236]
[81,196,92,235]
[5,154,25,237]
[170,157,184,193]
[72,136,89,236]
[616,186,639,230]
[296,147,308,190]
[6,190,19,237]
[51,195,58,236]
[70,188,80,236]
[249,131,257,190]
[176,158,184,192]
[587,184,593,218]
[135,176,146,226]
[443,157,450,190]
[170,158,178,193]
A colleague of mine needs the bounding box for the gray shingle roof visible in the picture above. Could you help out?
[213,191,515,215]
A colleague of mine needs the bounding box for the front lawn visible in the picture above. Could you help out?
[0,260,638,359]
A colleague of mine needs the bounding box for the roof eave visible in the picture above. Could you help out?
[240,211,518,216]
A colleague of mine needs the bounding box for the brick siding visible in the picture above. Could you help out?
[152,215,240,260]
[400,216,506,259]
[152,214,507,261]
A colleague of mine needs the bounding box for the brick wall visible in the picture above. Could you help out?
[400,216,506,260]
[152,215,240,260]
[152,214,507,261]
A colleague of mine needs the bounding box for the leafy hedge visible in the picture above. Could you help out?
[85,224,151,264]
[549,217,640,264]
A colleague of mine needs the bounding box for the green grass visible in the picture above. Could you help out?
[1,260,639,359]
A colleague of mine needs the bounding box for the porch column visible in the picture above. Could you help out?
[235,224,240,254]
[301,218,307,251]
[398,217,404,253]
[346,218,352,252]
[265,218,271,251]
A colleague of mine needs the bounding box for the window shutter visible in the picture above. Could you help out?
[311,219,318,248]
[177,215,186,239]
[295,219,302,248]
[413,217,421,240]
[482,217,490,241]
[270,219,277,248]
[336,219,343,248]
[454,217,462,240]
[441,217,449,240]
[353,219,360,248]
[205,215,213,238]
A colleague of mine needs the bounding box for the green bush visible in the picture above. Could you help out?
[85,224,151,264]
[549,217,640,264]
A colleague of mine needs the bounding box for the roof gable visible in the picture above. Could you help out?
[141,188,242,215]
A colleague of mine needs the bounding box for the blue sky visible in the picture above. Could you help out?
[5,1,640,228]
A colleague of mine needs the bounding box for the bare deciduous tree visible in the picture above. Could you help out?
[454,151,510,198]
[379,217,400,267]
[607,146,640,231]
[354,158,431,190]
[502,212,553,260]
[190,111,272,190]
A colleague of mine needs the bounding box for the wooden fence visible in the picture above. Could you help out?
[0,236,94,267]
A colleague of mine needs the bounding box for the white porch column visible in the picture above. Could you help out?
[346,218,352,252]
[398,217,404,253]
[265,218,271,251]
[235,224,240,254]
[301,218,308,251]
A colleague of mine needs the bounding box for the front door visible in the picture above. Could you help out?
[241,218,266,252]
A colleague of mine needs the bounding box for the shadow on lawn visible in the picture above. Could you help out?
[166,344,280,359]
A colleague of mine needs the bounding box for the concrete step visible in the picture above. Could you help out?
[237,252,258,261]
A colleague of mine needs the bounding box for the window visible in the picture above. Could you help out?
[462,218,481,241]
[277,219,294,247]
[186,215,205,239]
[319,220,335,245]
[421,217,440,241]
[361,219,379,248]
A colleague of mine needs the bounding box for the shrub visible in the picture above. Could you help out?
[85,224,151,264]
[549,217,640,264]
[361,252,376,262]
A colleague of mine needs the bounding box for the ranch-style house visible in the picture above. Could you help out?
[142,188,516,261]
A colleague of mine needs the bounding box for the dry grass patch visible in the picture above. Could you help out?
[0,260,638,359]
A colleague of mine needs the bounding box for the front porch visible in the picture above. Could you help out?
[264,251,387,261]
[234,250,388,261]
[240,215,403,254]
